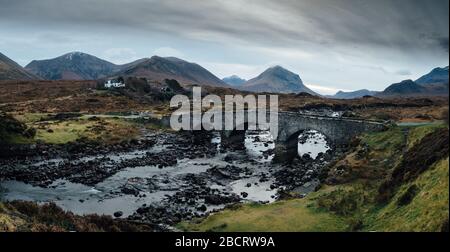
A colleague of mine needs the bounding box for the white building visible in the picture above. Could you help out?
[104,80,125,88]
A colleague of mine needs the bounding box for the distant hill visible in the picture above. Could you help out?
[381,80,427,95]
[240,66,317,95]
[25,52,120,80]
[222,75,246,86]
[330,89,379,99]
[116,56,229,87]
[415,66,449,85]
[377,66,449,97]
[378,79,448,97]
[0,52,39,80]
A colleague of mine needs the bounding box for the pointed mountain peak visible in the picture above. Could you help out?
[62,51,90,60]
[265,65,291,73]
[241,66,317,95]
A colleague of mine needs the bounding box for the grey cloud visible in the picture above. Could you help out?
[0,0,448,53]
[438,37,449,52]
[395,69,412,76]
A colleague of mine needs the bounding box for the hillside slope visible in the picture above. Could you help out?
[379,79,448,97]
[0,53,39,80]
[416,66,449,85]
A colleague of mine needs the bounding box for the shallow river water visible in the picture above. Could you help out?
[0,131,330,218]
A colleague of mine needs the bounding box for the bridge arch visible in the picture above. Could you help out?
[220,121,260,150]
[276,113,387,146]
[164,111,387,162]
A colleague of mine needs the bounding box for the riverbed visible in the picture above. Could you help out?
[0,130,332,225]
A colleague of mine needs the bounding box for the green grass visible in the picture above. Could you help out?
[35,118,141,144]
[35,121,88,144]
[406,123,447,150]
[13,113,50,124]
[363,158,449,232]
[178,200,348,232]
[28,116,140,144]
[361,126,405,157]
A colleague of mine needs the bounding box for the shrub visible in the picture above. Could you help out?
[317,187,369,216]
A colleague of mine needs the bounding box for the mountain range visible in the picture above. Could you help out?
[0,53,39,80]
[23,52,229,87]
[1,51,448,97]
[329,89,379,99]
[377,66,449,97]
[329,66,449,99]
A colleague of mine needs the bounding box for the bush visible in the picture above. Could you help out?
[347,217,364,231]
[7,201,152,232]
[317,187,369,216]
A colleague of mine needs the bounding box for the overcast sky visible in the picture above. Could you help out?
[0,0,448,94]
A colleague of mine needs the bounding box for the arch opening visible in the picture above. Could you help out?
[214,121,275,162]
[283,129,332,161]
[297,130,331,160]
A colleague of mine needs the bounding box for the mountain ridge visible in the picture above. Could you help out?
[378,79,448,97]
[25,52,120,80]
[415,66,449,85]
[329,89,379,99]
[115,56,229,87]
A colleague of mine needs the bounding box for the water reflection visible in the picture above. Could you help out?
[298,130,330,159]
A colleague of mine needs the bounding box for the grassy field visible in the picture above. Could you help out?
[180,123,449,232]
[9,113,143,144]
[37,118,141,144]
[178,199,348,232]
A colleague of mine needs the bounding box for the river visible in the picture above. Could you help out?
[0,130,331,220]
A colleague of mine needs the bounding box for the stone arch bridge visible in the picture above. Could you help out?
[162,111,388,161]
